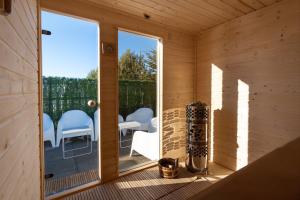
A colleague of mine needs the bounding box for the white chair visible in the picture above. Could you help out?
[43,113,55,148]
[94,109,100,141]
[56,110,94,148]
[148,117,157,133]
[119,115,124,123]
[124,108,154,136]
[130,117,159,161]
[94,109,124,141]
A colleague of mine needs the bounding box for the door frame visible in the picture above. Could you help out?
[117,28,164,176]
[38,9,102,200]
[38,2,164,199]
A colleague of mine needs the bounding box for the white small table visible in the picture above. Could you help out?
[62,128,93,159]
[118,121,141,148]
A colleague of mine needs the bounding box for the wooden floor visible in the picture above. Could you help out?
[45,169,99,196]
[61,163,232,200]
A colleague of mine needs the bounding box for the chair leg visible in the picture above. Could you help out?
[56,135,62,148]
[130,147,134,157]
[91,131,95,141]
[130,149,133,157]
[94,130,98,141]
[50,137,55,148]
[122,129,127,137]
[62,136,65,159]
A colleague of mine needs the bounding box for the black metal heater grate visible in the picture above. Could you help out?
[185,102,209,173]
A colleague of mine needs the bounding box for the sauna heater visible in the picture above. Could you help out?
[185,102,209,173]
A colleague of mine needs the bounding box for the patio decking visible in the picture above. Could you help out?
[45,132,150,196]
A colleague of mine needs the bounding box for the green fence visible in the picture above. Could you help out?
[43,77,156,127]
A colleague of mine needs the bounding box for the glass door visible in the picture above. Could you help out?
[41,11,100,196]
[118,30,160,172]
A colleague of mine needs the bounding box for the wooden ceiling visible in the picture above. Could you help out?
[85,0,282,34]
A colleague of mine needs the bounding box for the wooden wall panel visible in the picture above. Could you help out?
[162,32,196,160]
[0,0,40,199]
[190,138,300,200]
[196,0,300,170]
[41,0,195,181]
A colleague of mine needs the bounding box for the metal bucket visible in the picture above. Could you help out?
[185,102,209,173]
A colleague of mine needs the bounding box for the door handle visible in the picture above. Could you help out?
[87,100,97,108]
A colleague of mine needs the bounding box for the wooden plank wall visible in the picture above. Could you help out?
[190,138,300,200]
[162,32,195,160]
[41,0,195,182]
[196,0,300,170]
[0,0,40,199]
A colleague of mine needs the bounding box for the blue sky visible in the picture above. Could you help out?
[42,11,157,78]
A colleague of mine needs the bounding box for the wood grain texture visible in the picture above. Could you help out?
[0,0,297,198]
[0,0,40,199]
[45,169,98,195]
[41,0,196,183]
[190,137,300,200]
[100,23,119,183]
[196,0,300,170]
[64,163,233,200]
[84,0,283,33]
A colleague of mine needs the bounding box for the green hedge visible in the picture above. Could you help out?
[43,77,156,127]
[119,80,156,118]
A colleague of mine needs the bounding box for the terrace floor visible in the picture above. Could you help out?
[45,132,150,196]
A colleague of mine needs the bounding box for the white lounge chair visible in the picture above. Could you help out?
[94,109,124,141]
[43,113,55,148]
[94,109,100,141]
[130,117,159,161]
[124,108,153,136]
[119,115,124,123]
[56,110,94,148]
